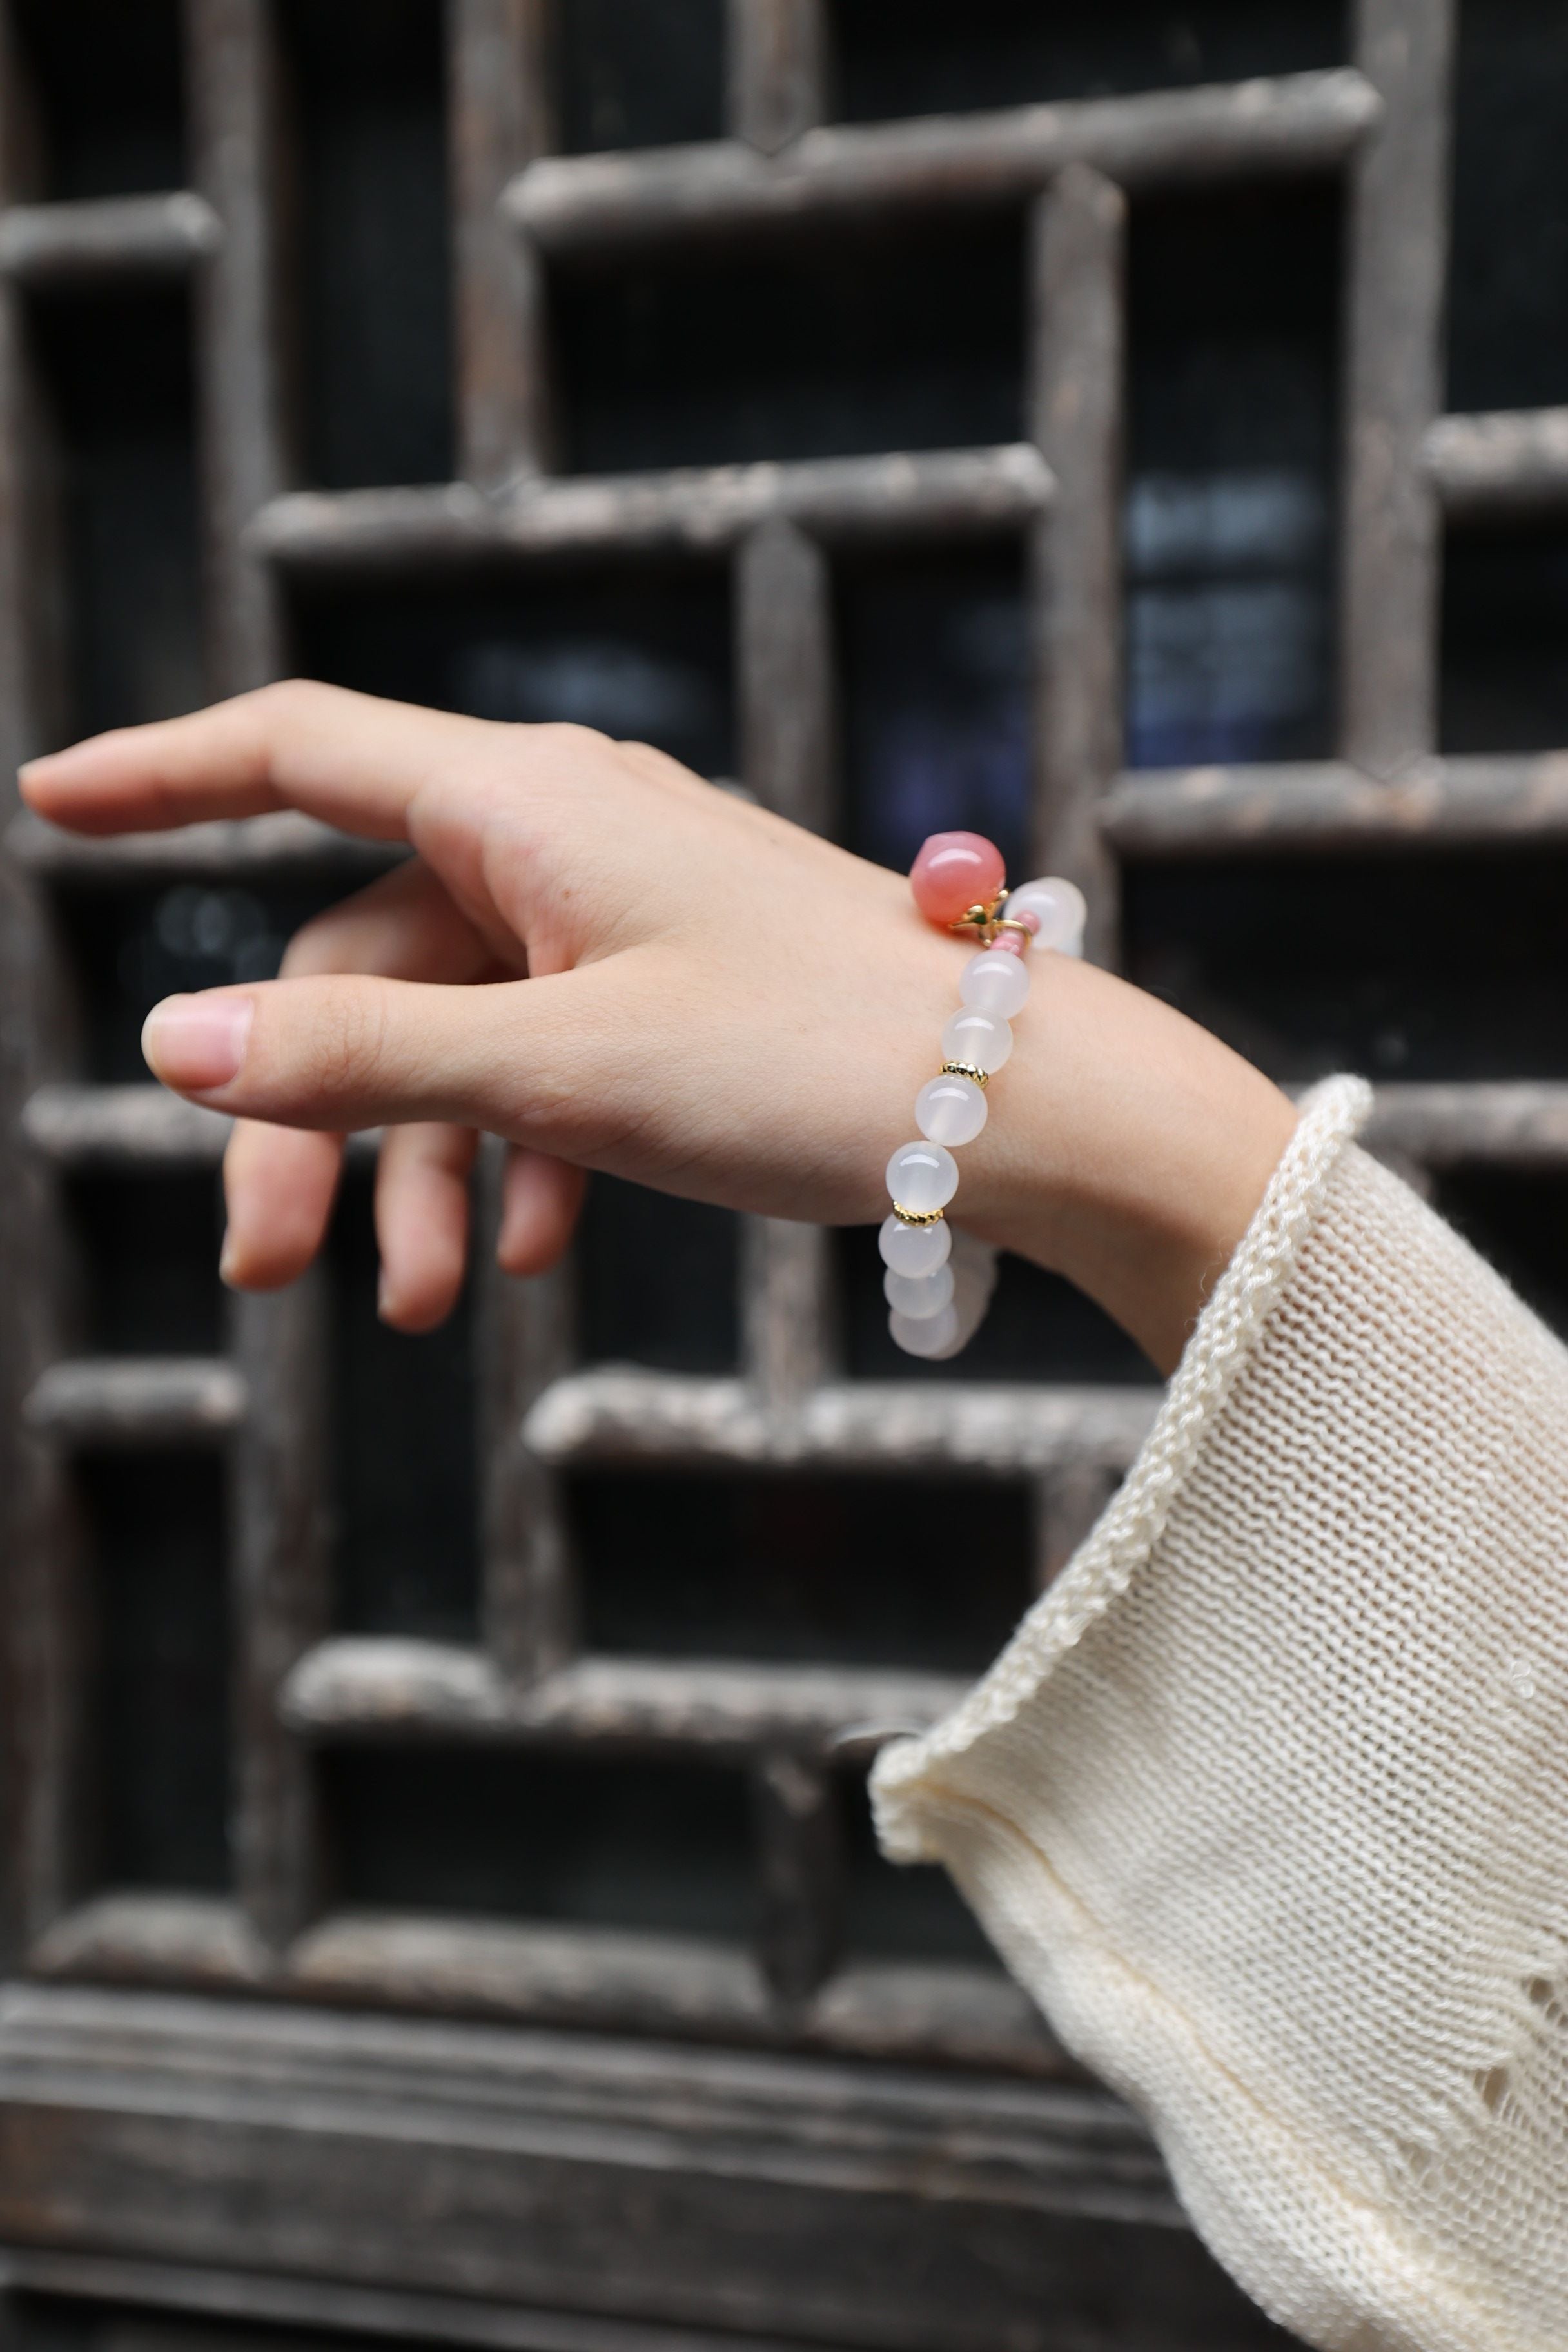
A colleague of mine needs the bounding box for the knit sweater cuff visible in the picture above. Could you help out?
[872,1076,1568,2352]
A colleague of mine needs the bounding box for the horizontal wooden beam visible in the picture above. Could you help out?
[1099,754,1568,854]
[524,1371,1162,1476]
[7,809,404,882]
[24,1912,1078,2086]
[1426,406,1568,523]
[1363,1083,1568,1169]
[24,1357,246,1446]
[251,444,1053,574]
[281,1637,965,1756]
[24,1084,232,1168]
[0,191,220,284]
[505,69,1380,253]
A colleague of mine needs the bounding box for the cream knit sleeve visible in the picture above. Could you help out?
[872,1077,1568,2352]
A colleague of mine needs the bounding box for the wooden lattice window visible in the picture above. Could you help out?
[1,5,1566,2349]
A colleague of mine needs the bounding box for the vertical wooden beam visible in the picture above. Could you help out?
[230,1279,329,1954]
[751,1749,843,2008]
[1029,164,1126,969]
[476,1141,576,1687]
[185,0,296,692]
[449,0,555,488]
[726,0,830,155]
[735,517,836,1403]
[188,0,326,1955]
[0,11,88,1964]
[1340,0,1456,779]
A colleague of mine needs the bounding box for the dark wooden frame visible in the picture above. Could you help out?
[0,0,1552,2343]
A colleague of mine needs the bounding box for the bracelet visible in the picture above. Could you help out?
[882,832,1085,1362]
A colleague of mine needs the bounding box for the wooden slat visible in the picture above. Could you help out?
[23,1086,233,1168]
[1,2253,901,2352]
[1099,754,1568,853]
[7,807,404,879]
[0,192,220,284]
[251,444,1054,573]
[24,1358,247,1447]
[230,1281,330,1956]
[506,70,1381,253]
[185,0,296,693]
[750,1750,842,2006]
[1030,164,1126,966]
[1426,405,1568,522]
[32,1892,270,1987]
[0,2255,901,2352]
[1363,1083,1568,1168]
[449,0,554,487]
[736,518,837,1409]
[726,0,829,155]
[476,1148,578,1687]
[280,1638,966,1754]
[525,1370,1162,1474]
[1340,0,1456,777]
[0,1,86,1966]
[21,1923,1076,2084]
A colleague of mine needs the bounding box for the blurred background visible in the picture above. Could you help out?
[0,5,1564,2351]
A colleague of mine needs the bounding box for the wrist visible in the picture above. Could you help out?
[958,957,1298,1375]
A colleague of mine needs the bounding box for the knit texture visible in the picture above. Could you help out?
[873,1079,1568,2352]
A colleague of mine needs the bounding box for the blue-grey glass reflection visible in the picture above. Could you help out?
[1124,466,1329,768]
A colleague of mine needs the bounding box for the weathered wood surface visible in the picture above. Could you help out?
[449,0,555,485]
[476,1150,578,1685]
[1030,166,1126,966]
[27,1906,1066,2079]
[280,1638,966,1756]
[506,70,1380,252]
[6,808,404,879]
[1340,0,1456,777]
[23,1086,233,1168]
[23,1360,246,1447]
[1099,755,1568,852]
[1426,404,1568,520]
[0,193,220,284]
[0,1984,1296,2344]
[751,1750,842,2006]
[0,2250,909,2352]
[251,446,1053,572]
[1361,1083,1568,1168]
[525,1371,1162,1475]
[230,1279,329,1955]
[727,0,829,156]
[186,0,295,694]
[736,516,838,1408]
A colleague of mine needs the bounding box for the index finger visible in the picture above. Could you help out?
[17,678,502,842]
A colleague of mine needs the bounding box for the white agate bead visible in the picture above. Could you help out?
[885,1138,958,1215]
[959,949,1030,1018]
[1008,877,1086,955]
[889,1302,961,1358]
[941,1006,1012,1074]
[878,1212,952,1277]
[915,1070,986,1148]
[883,1262,956,1320]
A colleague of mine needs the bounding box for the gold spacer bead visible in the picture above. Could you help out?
[940,1060,989,1088]
[992,918,1034,943]
[891,1202,945,1228]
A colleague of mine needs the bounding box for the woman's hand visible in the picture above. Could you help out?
[19,681,1297,1372]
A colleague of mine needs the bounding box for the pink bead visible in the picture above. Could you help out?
[909,831,1006,928]
[992,930,1027,956]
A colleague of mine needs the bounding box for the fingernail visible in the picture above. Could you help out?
[142,994,253,1092]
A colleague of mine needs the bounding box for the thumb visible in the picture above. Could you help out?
[141,970,601,1152]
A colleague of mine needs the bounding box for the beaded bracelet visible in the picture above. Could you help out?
[881,832,1085,1362]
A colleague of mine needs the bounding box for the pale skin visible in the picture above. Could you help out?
[18,680,1298,1376]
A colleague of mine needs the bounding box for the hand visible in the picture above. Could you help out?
[19,682,1297,1371]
